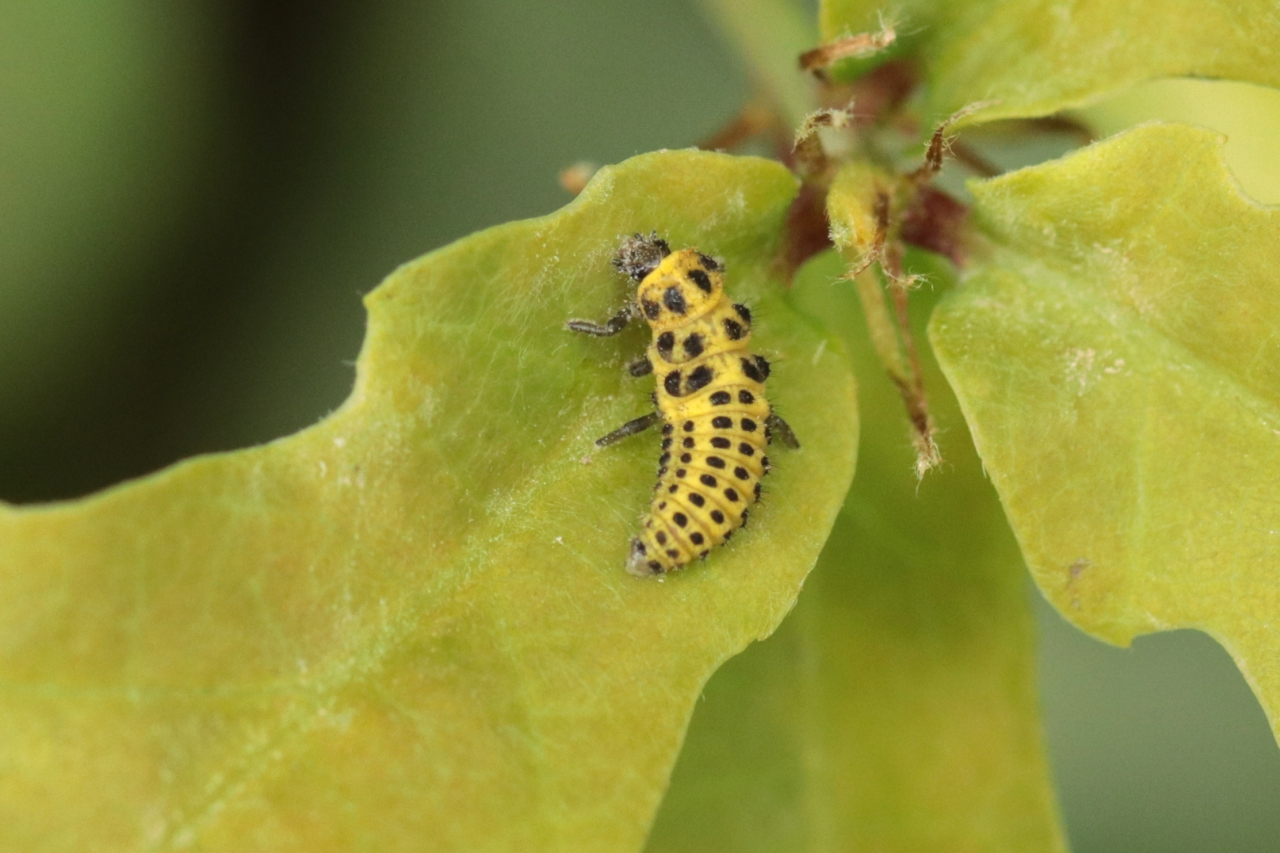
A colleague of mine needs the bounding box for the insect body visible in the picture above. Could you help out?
[567,233,798,576]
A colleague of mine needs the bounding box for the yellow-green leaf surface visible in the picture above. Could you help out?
[0,151,859,852]
[930,123,1280,737]
[819,0,1280,124]
[646,251,1064,853]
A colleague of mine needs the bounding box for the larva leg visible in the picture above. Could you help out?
[596,412,662,447]
[766,412,801,449]
[626,355,653,377]
[566,303,639,337]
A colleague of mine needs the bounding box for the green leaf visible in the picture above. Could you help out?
[819,0,1280,123]
[0,151,858,852]
[930,123,1280,739]
[646,251,1064,853]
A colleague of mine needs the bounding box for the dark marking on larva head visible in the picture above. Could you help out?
[712,415,733,429]
[700,473,718,488]
[741,357,763,383]
[734,303,752,323]
[664,371,682,396]
[663,286,688,315]
[673,512,688,527]
[710,509,726,524]
[710,390,731,405]
[614,232,671,281]
[686,365,714,393]
[682,332,704,358]
[641,298,661,320]
[688,492,705,507]
[698,253,722,272]
[724,487,740,502]
[754,355,771,379]
[707,456,726,469]
[741,418,758,432]
[688,268,713,293]
[690,531,705,545]
[656,331,675,360]
[734,466,750,480]
[738,441,754,456]
[723,317,744,340]
[739,390,755,405]
[711,436,731,449]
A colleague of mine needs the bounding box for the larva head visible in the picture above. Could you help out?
[618,240,725,333]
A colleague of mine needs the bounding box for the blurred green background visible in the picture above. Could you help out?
[2,1,1278,848]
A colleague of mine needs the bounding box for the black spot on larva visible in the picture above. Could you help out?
[699,550,709,560]
[683,420,695,432]
[661,437,672,450]
[688,268,713,293]
[664,371,682,396]
[657,331,675,360]
[666,548,680,559]
[657,466,668,477]
[686,364,714,392]
[683,436,695,448]
[711,436,731,449]
[741,418,758,432]
[682,333,704,357]
[700,474,717,487]
[648,560,663,572]
[662,422,673,436]
[712,415,733,429]
[658,452,670,466]
[676,468,687,478]
[680,453,692,463]
[754,482,762,500]
[690,531,705,545]
[707,456,726,469]
[741,357,763,383]
[762,456,771,472]
[663,286,687,315]
[642,298,661,320]
[656,531,668,545]
[738,442,754,456]
[734,303,752,323]
[673,512,688,527]
[739,390,755,405]
[740,510,750,527]
[723,530,733,543]
[711,510,726,524]
[755,355,771,379]
[734,466,750,480]
[630,356,653,377]
[688,492,705,507]
[668,484,678,493]
[710,390,731,405]
[634,540,647,555]
[723,317,744,340]
[698,253,721,271]
[724,487,740,502]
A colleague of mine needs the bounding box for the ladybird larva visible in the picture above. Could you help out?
[566,233,799,576]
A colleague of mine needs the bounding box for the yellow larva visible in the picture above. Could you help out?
[567,233,798,576]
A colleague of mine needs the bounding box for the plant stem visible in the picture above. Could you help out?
[696,0,820,131]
